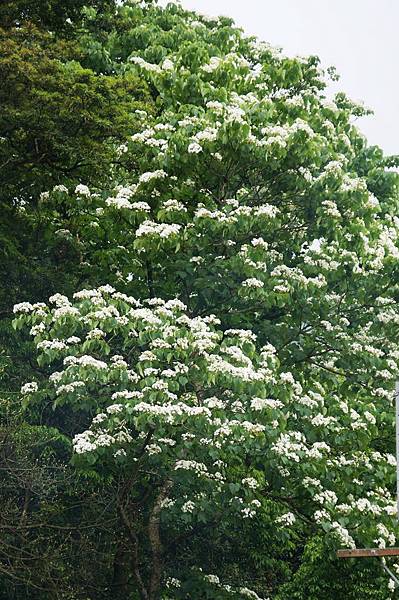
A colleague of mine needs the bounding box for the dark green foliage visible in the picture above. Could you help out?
[0,6,153,597]
[0,11,152,375]
[0,24,150,207]
[276,537,393,600]
[0,0,116,32]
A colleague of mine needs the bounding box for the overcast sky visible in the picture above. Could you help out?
[174,0,399,155]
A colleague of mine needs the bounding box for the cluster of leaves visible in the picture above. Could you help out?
[3,0,399,599]
[0,0,152,390]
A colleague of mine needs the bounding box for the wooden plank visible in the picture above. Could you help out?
[337,548,399,558]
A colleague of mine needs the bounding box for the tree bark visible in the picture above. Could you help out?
[110,539,131,599]
[148,478,174,600]
[119,503,149,600]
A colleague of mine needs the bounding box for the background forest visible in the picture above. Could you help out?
[1,1,399,598]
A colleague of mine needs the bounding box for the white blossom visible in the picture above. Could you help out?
[21,382,38,394]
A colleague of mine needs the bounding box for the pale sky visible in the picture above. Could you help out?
[170,0,399,155]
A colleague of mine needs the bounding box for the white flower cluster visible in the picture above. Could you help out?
[130,56,162,73]
[138,170,167,184]
[135,220,181,239]
[105,186,149,211]
[275,512,296,526]
[75,184,91,197]
[21,382,38,394]
[242,278,264,289]
[64,355,108,370]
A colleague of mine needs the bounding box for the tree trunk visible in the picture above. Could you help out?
[148,478,174,600]
[110,540,131,599]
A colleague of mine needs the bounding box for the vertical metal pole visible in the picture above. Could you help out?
[381,559,399,587]
[396,381,399,521]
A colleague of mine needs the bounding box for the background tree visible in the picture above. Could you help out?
[0,2,152,598]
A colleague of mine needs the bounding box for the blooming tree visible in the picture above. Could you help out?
[15,0,399,597]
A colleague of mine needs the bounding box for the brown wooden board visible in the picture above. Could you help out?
[337,548,399,558]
